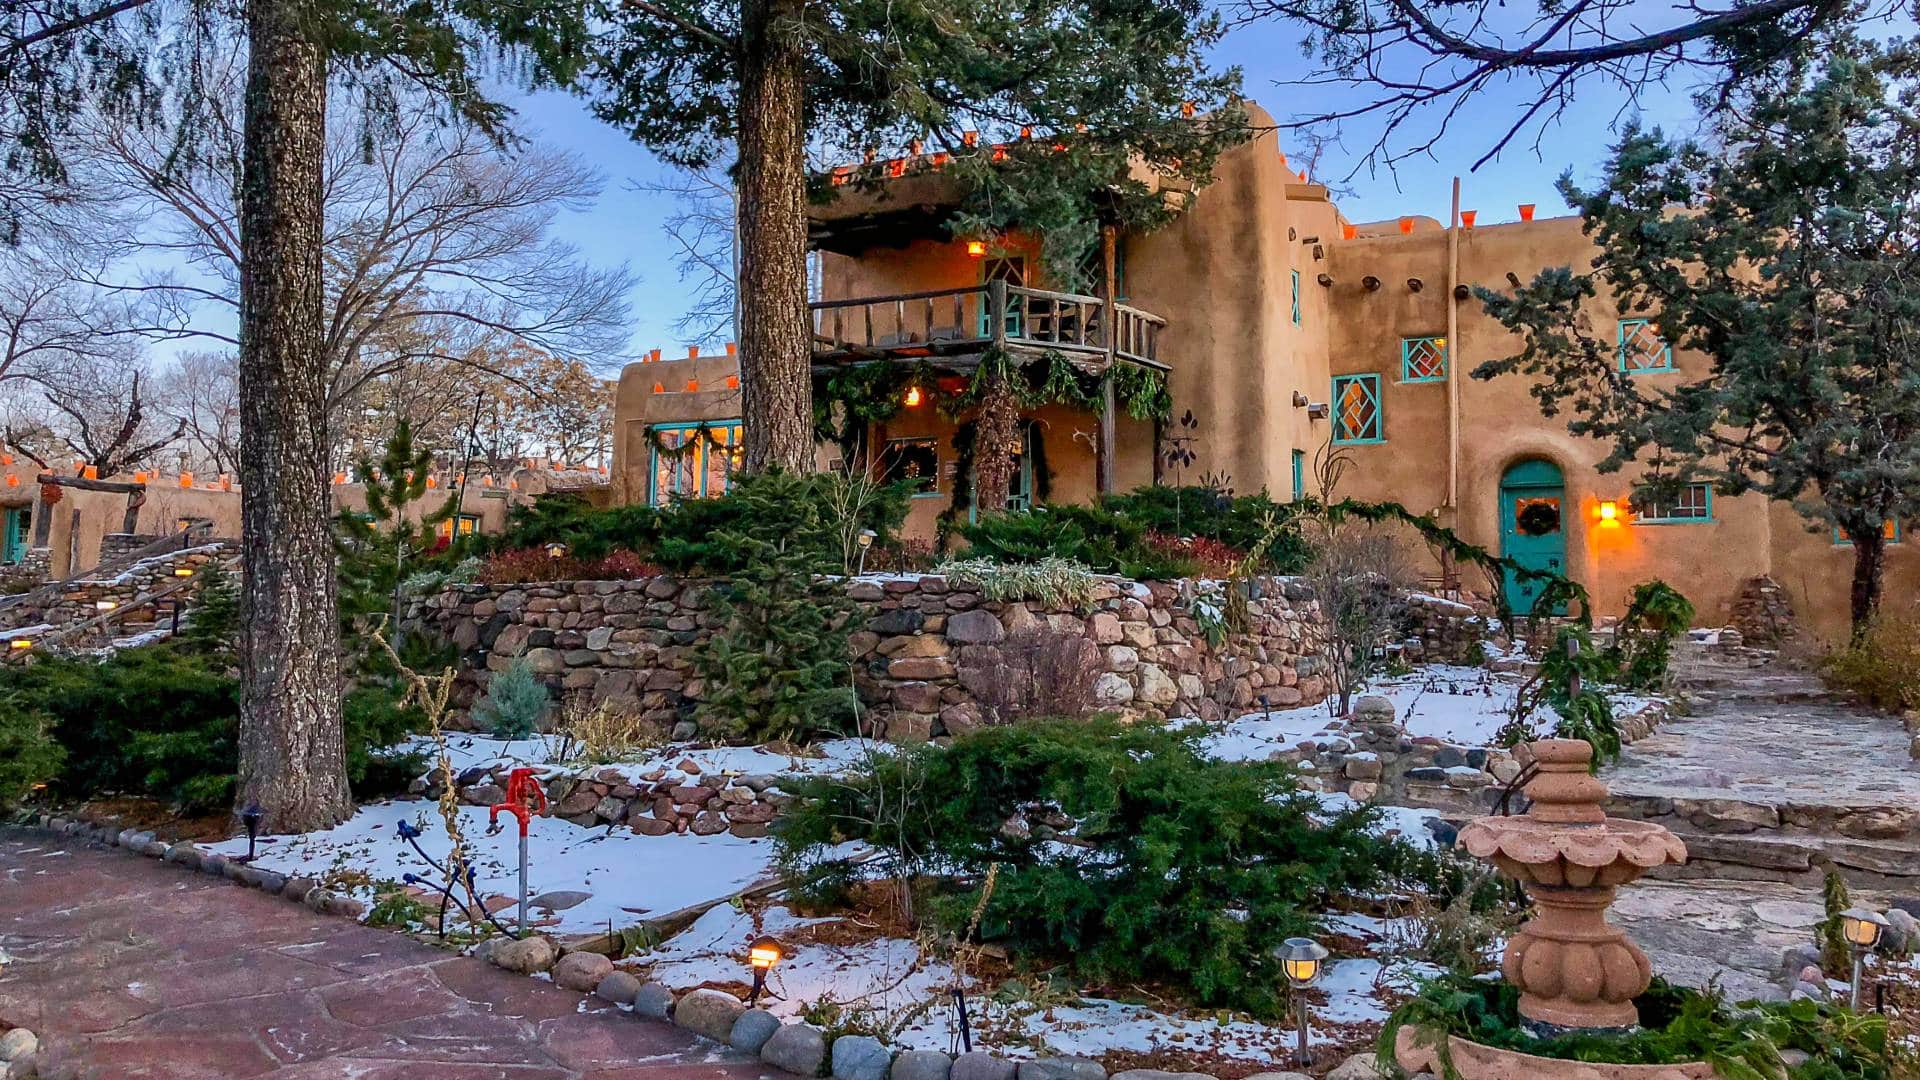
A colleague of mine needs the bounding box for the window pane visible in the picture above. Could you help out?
[1332,375,1382,442]
[879,438,940,495]
[1401,336,1447,381]
[1618,319,1672,373]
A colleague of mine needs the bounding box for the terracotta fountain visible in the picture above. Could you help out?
[1395,739,1699,1078]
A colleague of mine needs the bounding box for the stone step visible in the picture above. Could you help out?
[1645,829,1920,890]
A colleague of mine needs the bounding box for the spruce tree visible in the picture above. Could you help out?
[1476,36,1920,637]
[692,472,857,743]
[337,420,457,647]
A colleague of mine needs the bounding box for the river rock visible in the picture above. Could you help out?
[674,988,746,1042]
[552,950,613,992]
[832,1034,892,1080]
[761,1022,827,1076]
[729,1009,782,1054]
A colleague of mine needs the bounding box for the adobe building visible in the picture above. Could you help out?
[0,457,607,583]
[606,100,1914,643]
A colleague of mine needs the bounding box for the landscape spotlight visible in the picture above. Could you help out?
[545,542,569,560]
[94,600,117,612]
[748,936,783,1004]
[173,566,195,578]
[1840,908,1889,1010]
[8,638,31,651]
[1277,936,1329,1067]
[856,529,877,575]
[238,803,264,863]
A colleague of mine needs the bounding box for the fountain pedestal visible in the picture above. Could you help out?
[1458,739,1687,1032]
[1392,738,1700,1078]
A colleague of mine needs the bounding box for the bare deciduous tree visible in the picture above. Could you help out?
[153,349,240,473]
[631,166,738,346]
[61,48,633,423]
[1235,0,1879,172]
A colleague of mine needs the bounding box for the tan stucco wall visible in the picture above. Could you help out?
[604,101,1910,640]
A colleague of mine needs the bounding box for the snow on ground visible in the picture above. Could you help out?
[1202,663,1663,757]
[204,799,778,935]
[412,732,888,789]
[629,900,1438,1060]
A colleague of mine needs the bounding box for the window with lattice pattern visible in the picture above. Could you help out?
[1400,336,1447,382]
[1617,319,1673,373]
[1331,374,1383,443]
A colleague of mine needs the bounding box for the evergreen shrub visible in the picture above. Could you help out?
[775,717,1429,1016]
[474,657,550,738]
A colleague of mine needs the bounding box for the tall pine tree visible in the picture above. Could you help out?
[545,0,1245,473]
[1475,36,1920,637]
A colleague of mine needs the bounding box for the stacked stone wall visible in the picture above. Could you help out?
[416,573,1339,738]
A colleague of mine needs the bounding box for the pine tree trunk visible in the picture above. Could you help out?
[1846,525,1885,641]
[735,0,813,473]
[235,0,352,833]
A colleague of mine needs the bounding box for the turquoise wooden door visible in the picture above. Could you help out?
[2,508,27,565]
[1498,459,1567,615]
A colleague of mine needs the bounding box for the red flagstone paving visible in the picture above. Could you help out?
[0,829,777,1080]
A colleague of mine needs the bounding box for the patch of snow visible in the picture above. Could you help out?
[411,733,888,789]
[203,799,777,935]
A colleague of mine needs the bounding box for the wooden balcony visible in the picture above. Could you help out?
[810,280,1167,372]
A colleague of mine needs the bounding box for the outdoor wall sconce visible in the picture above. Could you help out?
[1598,501,1620,522]
[1316,273,1333,288]
[748,937,784,1004]
[1840,908,1889,1010]
[903,385,924,408]
[1362,276,1381,291]
[1292,391,1310,407]
[965,239,988,258]
[1407,277,1424,292]
[545,542,569,560]
[1453,284,1471,301]
[1277,936,1329,1067]
[1306,402,1330,420]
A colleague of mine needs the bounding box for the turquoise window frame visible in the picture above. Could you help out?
[1635,483,1713,524]
[1291,270,1301,326]
[1331,374,1385,445]
[1400,336,1448,382]
[646,419,741,505]
[1291,449,1306,501]
[1617,318,1674,374]
[1832,520,1902,546]
[977,256,1026,338]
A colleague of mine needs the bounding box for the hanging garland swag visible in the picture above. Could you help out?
[811,348,1171,451]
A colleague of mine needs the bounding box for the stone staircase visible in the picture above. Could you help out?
[1600,658,1920,889]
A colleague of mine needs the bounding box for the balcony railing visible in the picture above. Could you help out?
[810,281,1166,370]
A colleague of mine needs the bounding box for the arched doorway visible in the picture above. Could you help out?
[1498,459,1567,615]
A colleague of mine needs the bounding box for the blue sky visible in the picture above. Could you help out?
[505,20,1705,358]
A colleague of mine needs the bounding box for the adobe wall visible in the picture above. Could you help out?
[412,572,1338,738]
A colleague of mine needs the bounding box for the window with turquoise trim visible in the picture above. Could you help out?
[1617,319,1673,373]
[878,437,940,496]
[1291,449,1306,500]
[1635,483,1712,523]
[1331,374,1383,443]
[1291,270,1301,325]
[1833,519,1902,545]
[1400,336,1447,382]
[647,420,743,505]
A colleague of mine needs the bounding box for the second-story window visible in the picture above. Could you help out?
[1331,374,1384,444]
[1635,483,1712,524]
[1401,335,1447,382]
[1618,319,1673,374]
[1291,269,1302,326]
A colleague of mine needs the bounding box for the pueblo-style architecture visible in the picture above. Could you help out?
[611,102,1916,643]
[0,456,608,583]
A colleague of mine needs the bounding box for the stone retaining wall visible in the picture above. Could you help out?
[1,543,230,638]
[415,573,1338,738]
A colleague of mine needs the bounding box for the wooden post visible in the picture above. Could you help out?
[1097,225,1118,495]
[988,279,1008,348]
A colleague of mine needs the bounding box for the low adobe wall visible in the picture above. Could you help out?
[414,573,1337,738]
